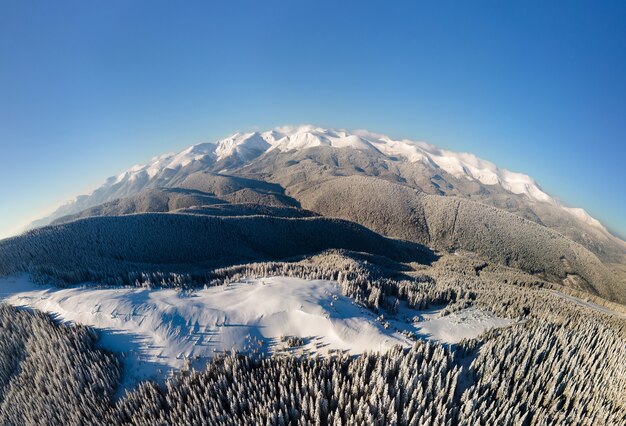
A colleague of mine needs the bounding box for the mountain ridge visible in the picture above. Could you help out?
[31,125,613,237]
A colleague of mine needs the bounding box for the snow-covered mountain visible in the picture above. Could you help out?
[34,125,606,233]
[4,127,626,423]
[115,125,556,204]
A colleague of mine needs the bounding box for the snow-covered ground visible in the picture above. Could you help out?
[0,275,410,390]
[387,306,514,343]
[420,309,513,340]
[549,290,626,318]
[0,274,512,391]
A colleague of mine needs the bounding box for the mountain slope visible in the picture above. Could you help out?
[51,184,307,225]
[51,188,224,225]
[32,125,610,233]
[0,214,433,285]
[297,175,624,303]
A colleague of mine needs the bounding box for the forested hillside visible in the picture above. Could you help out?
[297,175,625,304]
[1,252,624,425]
[0,214,434,286]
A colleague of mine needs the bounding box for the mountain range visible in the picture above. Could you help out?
[2,125,626,424]
[22,125,626,304]
[33,125,609,231]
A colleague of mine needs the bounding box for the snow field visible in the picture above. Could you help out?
[0,274,512,390]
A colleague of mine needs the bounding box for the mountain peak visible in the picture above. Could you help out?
[33,125,609,235]
[215,125,555,201]
[208,125,611,233]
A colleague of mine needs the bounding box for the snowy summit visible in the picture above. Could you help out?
[101,125,604,231]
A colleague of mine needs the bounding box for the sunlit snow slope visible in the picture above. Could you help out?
[0,275,512,390]
[0,276,407,388]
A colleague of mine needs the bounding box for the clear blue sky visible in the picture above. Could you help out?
[1,0,625,239]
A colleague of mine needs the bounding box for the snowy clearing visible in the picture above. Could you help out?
[387,303,514,344]
[0,275,511,390]
[412,308,513,342]
[0,275,409,390]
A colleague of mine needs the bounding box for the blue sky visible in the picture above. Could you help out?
[1,0,625,239]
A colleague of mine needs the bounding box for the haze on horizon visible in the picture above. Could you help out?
[1,1,625,240]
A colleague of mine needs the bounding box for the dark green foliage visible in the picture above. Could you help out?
[459,320,626,425]
[0,305,121,425]
[296,175,625,304]
[0,215,435,286]
[1,256,625,424]
[109,342,461,425]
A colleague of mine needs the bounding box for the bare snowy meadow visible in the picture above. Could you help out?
[0,274,512,392]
